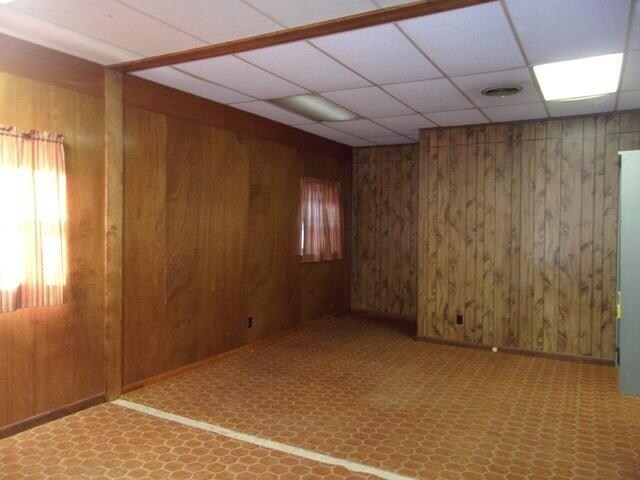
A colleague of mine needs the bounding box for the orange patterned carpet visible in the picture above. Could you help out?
[0,402,374,479]
[1,314,639,479]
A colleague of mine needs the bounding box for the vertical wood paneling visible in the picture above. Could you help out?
[352,145,418,318]
[123,102,350,387]
[104,70,124,400]
[247,140,302,341]
[0,72,105,426]
[414,113,640,360]
[123,108,167,385]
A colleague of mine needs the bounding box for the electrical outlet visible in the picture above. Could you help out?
[456,313,463,325]
[247,317,253,328]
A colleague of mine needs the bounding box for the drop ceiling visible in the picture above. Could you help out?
[1,0,639,147]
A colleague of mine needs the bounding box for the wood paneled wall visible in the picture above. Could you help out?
[418,113,640,360]
[301,150,352,323]
[123,84,352,387]
[0,71,105,427]
[351,145,418,318]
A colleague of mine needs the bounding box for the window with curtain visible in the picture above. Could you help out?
[299,177,343,262]
[0,126,67,313]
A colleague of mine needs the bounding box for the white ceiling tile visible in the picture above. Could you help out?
[399,2,524,76]
[383,79,472,113]
[244,0,376,27]
[427,109,488,127]
[505,0,629,64]
[629,2,640,50]
[452,68,541,107]
[118,0,281,44]
[547,94,616,117]
[230,101,314,125]
[372,135,415,145]
[311,24,441,84]
[622,50,640,91]
[400,130,421,141]
[0,8,139,64]
[373,114,436,131]
[10,0,204,56]
[482,103,547,123]
[323,119,394,138]
[238,41,369,92]
[373,0,416,6]
[322,87,412,117]
[178,56,307,99]
[134,67,252,104]
[618,90,640,111]
[341,138,377,147]
[295,123,356,140]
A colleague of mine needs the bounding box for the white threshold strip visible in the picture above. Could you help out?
[113,399,415,480]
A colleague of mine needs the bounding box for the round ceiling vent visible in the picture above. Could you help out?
[481,85,523,98]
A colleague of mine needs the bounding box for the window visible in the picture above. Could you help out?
[299,177,343,262]
[0,126,67,313]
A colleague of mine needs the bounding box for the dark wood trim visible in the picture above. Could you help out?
[104,69,124,400]
[0,33,104,97]
[0,394,105,440]
[417,336,615,366]
[109,0,492,72]
[122,312,343,394]
[350,308,417,324]
[123,74,351,159]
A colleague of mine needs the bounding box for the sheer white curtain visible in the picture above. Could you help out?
[0,126,67,313]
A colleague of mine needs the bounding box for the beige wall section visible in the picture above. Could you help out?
[351,145,418,318]
[0,72,105,427]
[418,113,640,360]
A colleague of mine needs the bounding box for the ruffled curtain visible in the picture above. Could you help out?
[0,126,67,313]
[299,177,343,262]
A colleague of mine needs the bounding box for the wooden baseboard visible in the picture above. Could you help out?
[0,393,105,440]
[122,310,346,394]
[349,308,417,324]
[417,336,615,366]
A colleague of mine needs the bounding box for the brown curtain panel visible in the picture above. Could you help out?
[299,177,343,262]
[0,126,67,313]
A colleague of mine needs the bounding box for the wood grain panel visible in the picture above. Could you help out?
[247,140,302,340]
[352,145,418,318]
[123,107,167,385]
[415,112,640,359]
[122,82,352,386]
[301,151,352,322]
[123,110,251,385]
[0,34,104,98]
[104,70,124,400]
[0,72,105,427]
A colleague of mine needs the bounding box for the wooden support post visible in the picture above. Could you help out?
[104,69,124,400]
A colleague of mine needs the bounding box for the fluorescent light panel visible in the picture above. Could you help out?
[269,94,358,122]
[533,53,623,101]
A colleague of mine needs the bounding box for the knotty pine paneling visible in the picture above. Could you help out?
[418,112,640,360]
[0,72,105,427]
[351,145,418,318]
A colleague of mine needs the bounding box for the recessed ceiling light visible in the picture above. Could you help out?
[268,95,358,122]
[533,53,623,102]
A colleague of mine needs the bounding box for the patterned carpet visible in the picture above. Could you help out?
[1,314,639,479]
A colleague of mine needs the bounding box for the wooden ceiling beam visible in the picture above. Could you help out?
[109,0,492,72]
